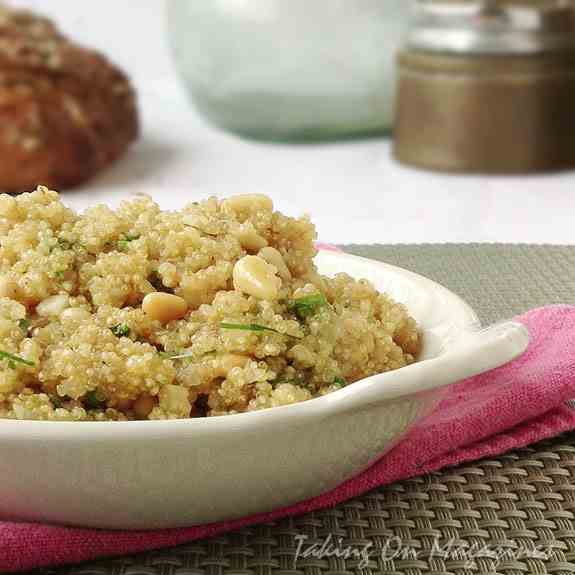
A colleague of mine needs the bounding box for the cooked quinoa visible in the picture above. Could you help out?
[0,186,420,421]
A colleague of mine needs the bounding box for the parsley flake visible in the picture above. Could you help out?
[220,322,301,339]
[287,293,329,321]
[160,351,195,361]
[83,390,107,410]
[117,233,141,251]
[0,350,35,367]
[51,396,64,409]
[333,376,347,388]
[110,324,131,338]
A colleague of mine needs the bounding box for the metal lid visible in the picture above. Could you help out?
[407,0,575,55]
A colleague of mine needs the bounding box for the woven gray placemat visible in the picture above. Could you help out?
[345,244,575,325]
[31,244,575,575]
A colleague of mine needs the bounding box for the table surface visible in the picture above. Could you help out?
[12,0,575,246]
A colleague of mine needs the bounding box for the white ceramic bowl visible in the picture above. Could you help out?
[0,251,528,529]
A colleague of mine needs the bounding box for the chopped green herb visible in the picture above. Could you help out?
[0,349,35,367]
[117,233,141,251]
[51,396,63,409]
[287,293,329,321]
[54,270,66,280]
[83,390,107,410]
[18,318,30,333]
[220,322,278,334]
[110,324,131,338]
[160,351,195,361]
[333,376,347,388]
[220,322,301,339]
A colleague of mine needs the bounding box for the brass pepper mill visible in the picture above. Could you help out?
[393,0,575,173]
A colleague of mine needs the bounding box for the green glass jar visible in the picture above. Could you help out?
[167,0,412,141]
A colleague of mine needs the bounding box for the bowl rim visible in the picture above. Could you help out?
[0,250,479,439]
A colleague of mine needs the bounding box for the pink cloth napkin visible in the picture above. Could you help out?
[3,304,575,572]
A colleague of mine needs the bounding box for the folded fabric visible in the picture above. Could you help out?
[2,305,575,572]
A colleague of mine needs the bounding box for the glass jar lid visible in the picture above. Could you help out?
[407,0,575,55]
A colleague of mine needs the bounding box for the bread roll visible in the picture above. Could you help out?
[0,5,139,193]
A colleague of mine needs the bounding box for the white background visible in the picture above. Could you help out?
[11,0,575,245]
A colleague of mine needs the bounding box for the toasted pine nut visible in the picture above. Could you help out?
[115,398,134,412]
[233,255,281,300]
[258,247,291,280]
[36,294,70,317]
[133,394,156,419]
[236,224,268,253]
[142,292,188,323]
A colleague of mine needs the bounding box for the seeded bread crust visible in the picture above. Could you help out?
[0,5,139,193]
